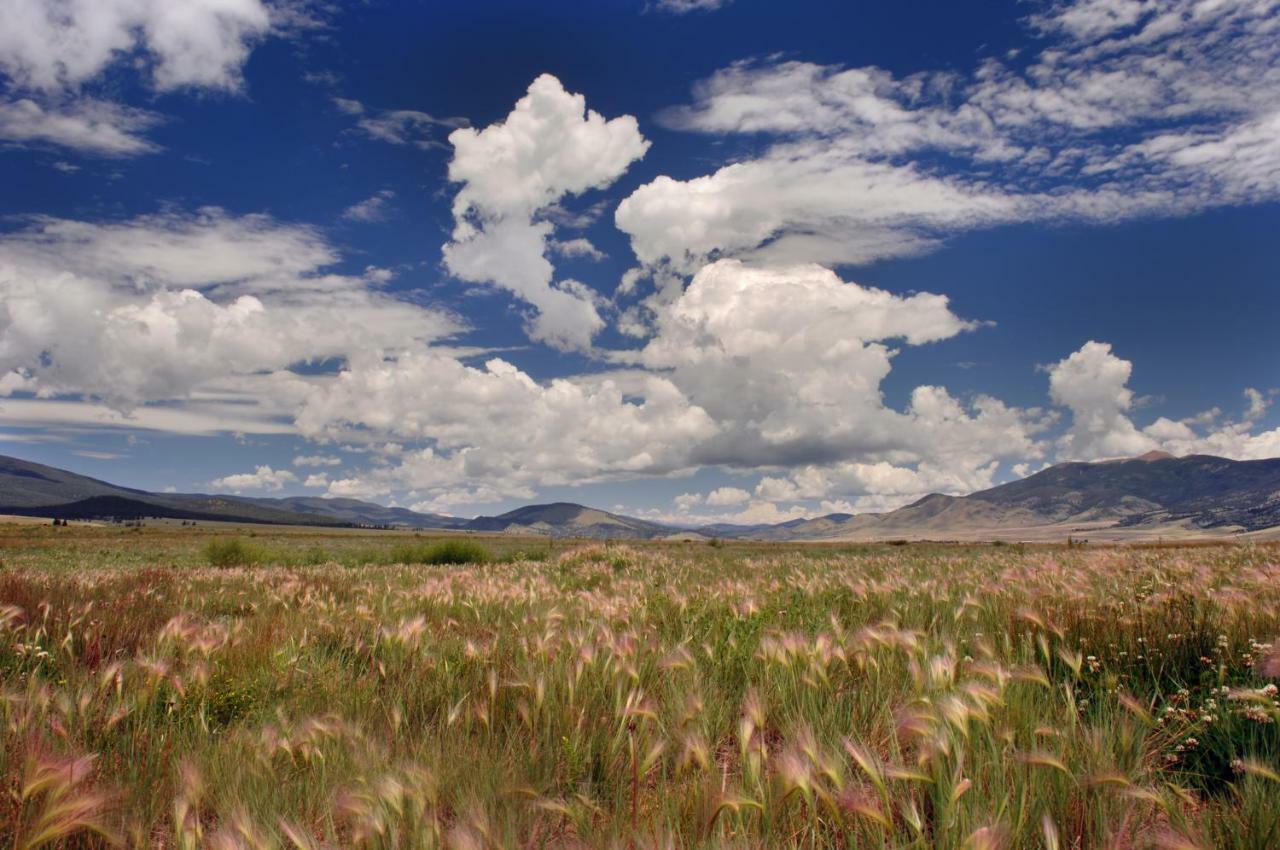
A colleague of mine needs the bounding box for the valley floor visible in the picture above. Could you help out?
[2,525,1279,848]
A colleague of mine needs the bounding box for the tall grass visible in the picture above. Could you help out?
[387,538,490,565]
[0,534,1277,847]
[203,537,262,567]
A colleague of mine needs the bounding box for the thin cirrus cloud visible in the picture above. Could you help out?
[617,0,1280,273]
[292,454,341,468]
[651,0,732,13]
[333,96,469,150]
[0,98,162,157]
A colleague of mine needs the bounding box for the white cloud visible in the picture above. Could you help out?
[211,464,297,492]
[705,486,750,506]
[443,218,606,350]
[1244,387,1271,422]
[358,110,451,147]
[0,0,273,93]
[600,260,1048,513]
[630,259,999,464]
[1049,340,1280,461]
[294,352,717,503]
[719,500,809,525]
[342,189,395,222]
[334,98,467,149]
[748,388,1051,514]
[665,497,810,527]
[616,152,1013,270]
[293,454,340,467]
[72,449,122,460]
[0,391,298,436]
[0,97,161,156]
[1048,340,1156,460]
[674,492,703,512]
[673,327,1280,517]
[332,97,363,115]
[443,74,649,350]
[4,4,1274,517]
[5,215,1267,514]
[1029,0,1150,42]
[756,456,1003,514]
[3,208,339,288]
[618,1,1280,271]
[1152,420,1280,460]
[549,237,606,261]
[0,0,300,155]
[448,74,650,220]
[653,0,731,13]
[0,209,460,408]
[0,203,719,512]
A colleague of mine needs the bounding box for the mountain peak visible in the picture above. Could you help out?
[1133,450,1176,462]
[464,501,669,538]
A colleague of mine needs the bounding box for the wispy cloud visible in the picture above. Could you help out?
[72,449,124,460]
[0,98,161,157]
[333,97,468,150]
[342,189,396,222]
[651,0,732,14]
[620,0,1280,269]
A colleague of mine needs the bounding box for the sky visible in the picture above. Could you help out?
[1,0,1278,526]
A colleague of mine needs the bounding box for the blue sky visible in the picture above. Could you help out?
[1,0,1278,524]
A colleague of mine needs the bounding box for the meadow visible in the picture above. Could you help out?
[1,523,1278,848]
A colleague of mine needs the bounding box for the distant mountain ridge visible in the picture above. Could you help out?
[726,453,1280,541]
[238,496,466,529]
[970,452,1280,531]
[0,454,457,528]
[2,451,1279,540]
[463,502,670,539]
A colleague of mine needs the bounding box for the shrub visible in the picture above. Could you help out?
[300,546,331,566]
[388,539,489,565]
[203,538,260,567]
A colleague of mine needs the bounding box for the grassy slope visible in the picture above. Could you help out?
[1,524,1278,848]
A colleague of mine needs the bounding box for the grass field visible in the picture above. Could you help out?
[1,523,1279,848]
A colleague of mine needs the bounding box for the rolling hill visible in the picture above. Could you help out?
[0,454,455,528]
[238,496,464,529]
[462,502,671,538]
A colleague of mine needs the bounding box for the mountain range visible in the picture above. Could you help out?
[2,450,1278,541]
[0,454,461,528]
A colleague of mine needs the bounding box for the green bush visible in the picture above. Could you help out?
[388,538,489,565]
[203,538,260,567]
[300,546,331,566]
